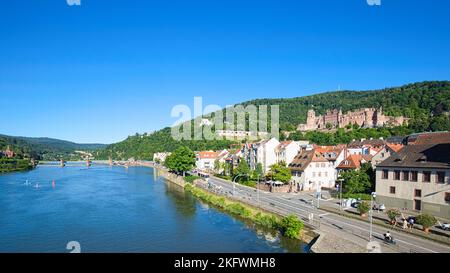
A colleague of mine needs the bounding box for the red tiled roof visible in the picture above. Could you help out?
[386,143,404,153]
[197,151,218,159]
[337,154,373,170]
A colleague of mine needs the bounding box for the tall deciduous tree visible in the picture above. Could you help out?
[164,146,196,177]
[267,163,292,184]
[234,158,251,182]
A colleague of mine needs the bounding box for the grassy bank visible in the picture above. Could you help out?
[185,183,304,240]
[0,158,33,173]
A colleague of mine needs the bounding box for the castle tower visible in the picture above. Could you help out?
[306,109,316,129]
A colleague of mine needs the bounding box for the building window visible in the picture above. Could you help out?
[394,170,401,181]
[436,172,445,184]
[414,189,422,198]
[402,171,409,181]
[382,170,389,180]
[410,171,418,182]
[390,186,396,194]
[445,193,450,204]
[423,171,431,183]
[414,199,422,211]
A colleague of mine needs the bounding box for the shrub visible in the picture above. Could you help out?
[240,181,256,188]
[226,203,251,218]
[254,213,280,229]
[184,175,199,184]
[386,209,401,224]
[416,214,437,232]
[342,193,372,201]
[358,201,370,216]
[280,215,304,239]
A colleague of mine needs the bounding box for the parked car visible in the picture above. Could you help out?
[438,221,450,231]
[351,199,361,208]
[373,203,386,212]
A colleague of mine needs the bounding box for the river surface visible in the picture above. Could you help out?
[0,165,307,253]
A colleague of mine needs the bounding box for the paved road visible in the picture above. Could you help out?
[206,177,450,253]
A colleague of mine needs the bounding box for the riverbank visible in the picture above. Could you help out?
[0,158,34,173]
[132,163,371,253]
[151,164,315,246]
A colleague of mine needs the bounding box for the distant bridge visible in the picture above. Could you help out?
[38,160,155,168]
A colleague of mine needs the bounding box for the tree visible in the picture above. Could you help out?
[214,159,221,174]
[267,163,292,184]
[416,214,437,233]
[280,215,304,239]
[164,146,196,177]
[253,163,264,180]
[234,158,251,182]
[326,122,333,130]
[339,169,372,194]
[357,201,370,216]
[386,209,401,225]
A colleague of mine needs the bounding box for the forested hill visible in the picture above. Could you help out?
[0,134,106,161]
[96,81,450,160]
[242,81,450,132]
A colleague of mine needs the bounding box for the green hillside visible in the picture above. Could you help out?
[0,135,106,161]
[96,81,450,160]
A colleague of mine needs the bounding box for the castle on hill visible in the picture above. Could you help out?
[297,107,408,132]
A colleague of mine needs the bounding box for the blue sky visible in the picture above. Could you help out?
[1,0,449,144]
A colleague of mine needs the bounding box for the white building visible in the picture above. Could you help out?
[289,149,337,191]
[276,141,301,166]
[247,138,280,173]
[216,130,269,140]
[195,151,219,171]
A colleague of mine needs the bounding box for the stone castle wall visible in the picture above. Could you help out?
[298,108,408,132]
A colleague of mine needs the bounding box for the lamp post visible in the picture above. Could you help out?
[337,178,344,211]
[255,174,261,208]
[316,181,321,209]
[370,192,377,241]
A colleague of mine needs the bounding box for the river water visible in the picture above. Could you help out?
[0,165,307,253]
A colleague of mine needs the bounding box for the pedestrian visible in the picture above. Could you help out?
[403,219,408,229]
[408,217,415,229]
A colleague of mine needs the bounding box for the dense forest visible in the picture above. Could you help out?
[0,135,106,161]
[96,81,450,160]
[242,81,450,132]
[95,127,235,160]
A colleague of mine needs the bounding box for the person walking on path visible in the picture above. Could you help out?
[403,218,408,229]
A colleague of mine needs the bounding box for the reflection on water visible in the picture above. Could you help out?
[0,166,307,253]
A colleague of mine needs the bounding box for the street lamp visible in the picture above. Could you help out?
[316,181,322,209]
[255,174,261,208]
[369,192,377,241]
[337,178,344,211]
